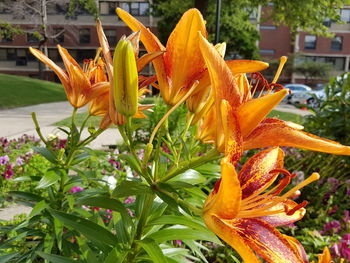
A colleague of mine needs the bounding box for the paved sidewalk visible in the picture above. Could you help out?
[0,101,122,149]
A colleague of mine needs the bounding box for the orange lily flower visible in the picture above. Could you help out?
[94,20,159,128]
[203,147,319,263]
[197,34,350,157]
[29,46,106,108]
[310,247,337,263]
[116,8,208,106]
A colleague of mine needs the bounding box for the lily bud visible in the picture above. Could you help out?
[113,39,138,117]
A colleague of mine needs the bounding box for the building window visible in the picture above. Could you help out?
[304,35,316,50]
[260,25,277,30]
[331,36,342,51]
[118,2,149,16]
[16,49,27,66]
[306,56,345,71]
[139,2,149,15]
[52,28,64,44]
[7,48,15,60]
[27,33,40,43]
[259,49,275,54]
[341,9,350,23]
[79,28,90,44]
[48,49,60,62]
[0,35,12,42]
[0,49,6,60]
[100,2,117,15]
[76,49,96,62]
[105,29,116,45]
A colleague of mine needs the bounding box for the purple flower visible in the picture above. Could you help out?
[127,208,135,217]
[342,234,350,245]
[69,186,84,193]
[331,243,340,257]
[347,188,350,196]
[344,210,350,223]
[124,196,135,204]
[108,159,121,170]
[3,163,14,179]
[0,155,9,165]
[327,177,339,192]
[341,247,350,262]
[323,220,341,234]
[16,157,24,166]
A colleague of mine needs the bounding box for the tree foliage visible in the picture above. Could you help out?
[153,0,347,59]
[294,60,332,84]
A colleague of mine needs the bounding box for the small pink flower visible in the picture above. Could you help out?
[127,208,135,217]
[69,186,84,193]
[175,240,183,246]
[124,196,135,204]
[331,243,340,257]
[341,247,350,262]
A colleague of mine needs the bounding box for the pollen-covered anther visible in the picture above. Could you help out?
[286,200,309,216]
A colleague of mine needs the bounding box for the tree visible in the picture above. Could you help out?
[294,60,332,85]
[153,0,346,59]
[0,0,98,78]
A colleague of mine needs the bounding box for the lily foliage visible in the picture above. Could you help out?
[3,8,350,263]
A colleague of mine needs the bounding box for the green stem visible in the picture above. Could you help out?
[77,128,105,147]
[148,81,198,145]
[125,194,155,263]
[79,113,91,135]
[159,148,221,183]
[175,113,195,165]
[31,112,48,145]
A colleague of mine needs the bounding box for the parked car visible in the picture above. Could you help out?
[283,84,312,104]
[289,88,326,107]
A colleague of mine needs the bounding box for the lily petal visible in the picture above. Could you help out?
[284,235,309,263]
[258,199,306,227]
[198,33,241,108]
[137,51,164,72]
[232,218,304,263]
[203,214,260,263]
[238,89,289,137]
[220,100,242,161]
[165,9,207,103]
[204,157,241,219]
[239,147,284,199]
[318,247,332,263]
[28,47,70,90]
[243,118,350,155]
[116,8,168,98]
[226,60,269,74]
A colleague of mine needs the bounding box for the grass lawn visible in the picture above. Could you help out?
[55,108,303,127]
[0,73,67,109]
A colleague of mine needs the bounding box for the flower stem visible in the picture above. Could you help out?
[148,81,198,145]
[31,112,48,145]
[159,148,221,182]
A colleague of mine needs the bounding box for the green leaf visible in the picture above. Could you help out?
[9,191,43,202]
[29,200,48,217]
[36,251,82,263]
[147,228,220,244]
[49,209,118,247]
[148,215,208,232]
[137,238,167,263]
[33,146,57,163]
[169,169,206,184]
[76,196,132,221]
[36,170,60,189]
[117,154,142,174]
[71,152,91,165]
[112,180,152,198]
[103,248,126,263]
[12,176,31,182]
[0,253,19,263]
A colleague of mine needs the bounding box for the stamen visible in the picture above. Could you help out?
[272,56,287,84]
[286,200,308,216]
[279,173,320,201]
[94,47,102,64]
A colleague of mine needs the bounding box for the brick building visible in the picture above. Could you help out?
[258,6,350,84]
[0,0,156,81]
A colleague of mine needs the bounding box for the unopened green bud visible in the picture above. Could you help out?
[113,39,138,117]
